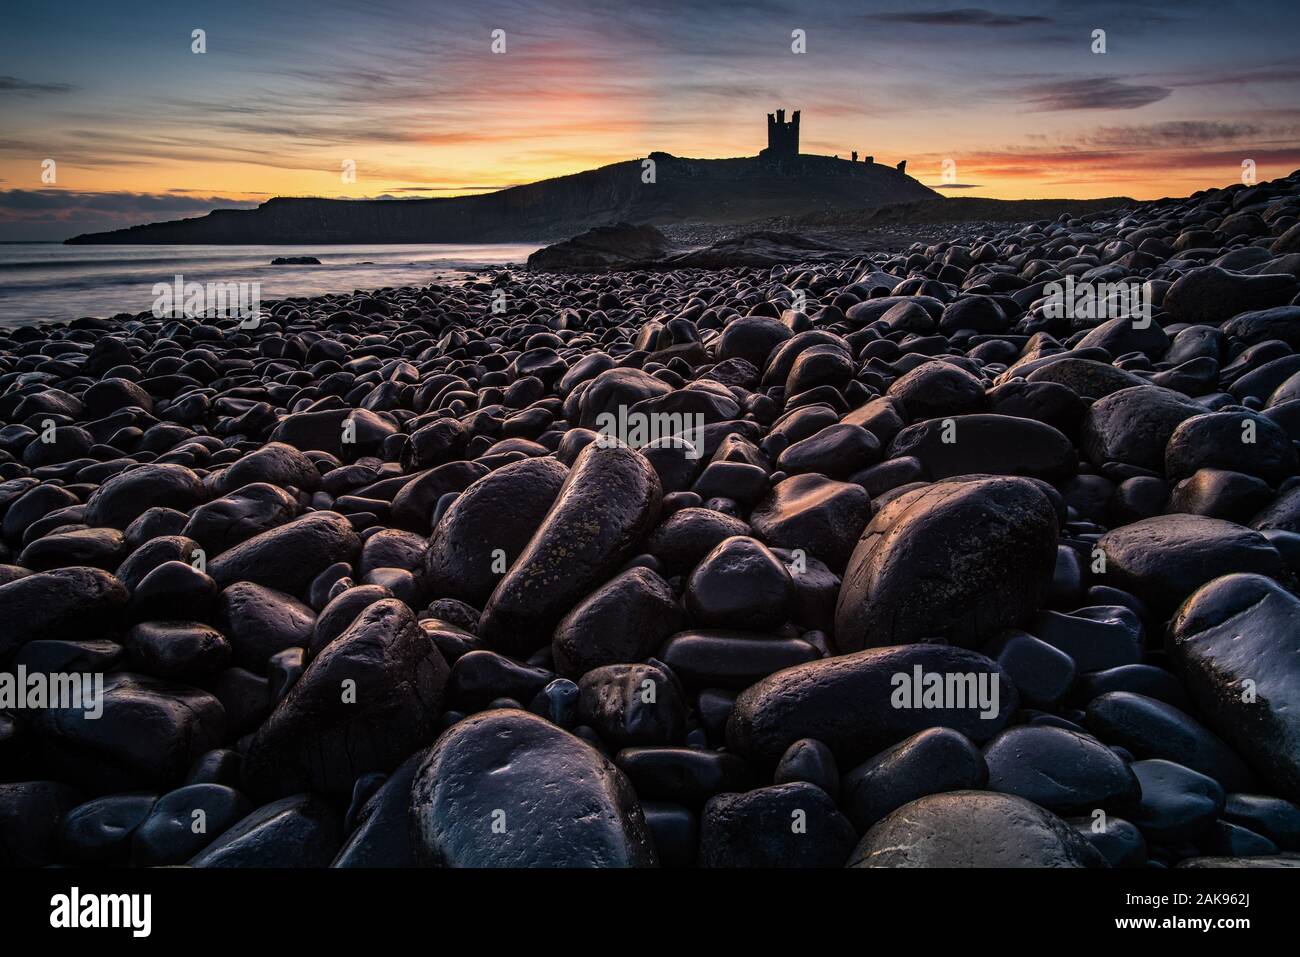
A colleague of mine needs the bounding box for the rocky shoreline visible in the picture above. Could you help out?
[4,171,1300,868]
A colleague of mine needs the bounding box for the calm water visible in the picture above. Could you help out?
[0,243,540,327]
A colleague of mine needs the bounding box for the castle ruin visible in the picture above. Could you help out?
[761,109,800,159]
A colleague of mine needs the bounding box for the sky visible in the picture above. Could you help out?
[2,0,1299,240]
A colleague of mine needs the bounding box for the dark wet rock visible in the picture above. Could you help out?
[749,473,871,573]
[614,746,752,806]
[115,534,201,592]
[1169,468,1273,522]
[643,507,751,575]
[18,527,126,572]
[527,222,669,270]
[307,583,391,660]
[1082,386,1205,471]
[698,782,855,867]
[269,407,398,459]
[1165,411,1298,484]
[479,443,661,657]
[61,792,157,865]
[1098,515,1285,617]
[841,727,988,832]
[132,783,252,866]
[124,620,231,683]
[216,581,316,673]
[1085,691,1255,791]
[982,629,1076,710]
[834,477,1058,652]
[209,511,361,596]
[424,456,568,606]
[389,461,489,532]
[983,725,1139,813]
[331,753,422,868]
[1127,759,1226,845]
[447,649,553,712]
[577,662,687,747]
[658,628,821,689]
[31,672,224,795]
[182,482,300,555]
[1164,266,1298,324]
[409,709,657,867]
[773,738,840,799]
[552,566,686,678]
[1072,663,1190,711]
[128,560,219,621]
[776,423,880,478]
[189,793,342,867]
[1028,605,1143,672]
[85,463,207,529]
[1066,814,1147,867]
[242,598,448,799]
[1168,574,1300,802]
[0,566,129,658]
[888,414,1076,482]
[886,361,986,421]
[684,535,793,631]
[727,643,1016,768]
[213,441,321,495]
[848,790,1104,867]
[1222,793,1300,850]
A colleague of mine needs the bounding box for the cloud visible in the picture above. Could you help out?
[866,8,1051,27]
[0,75,75,95]
[1080,121,1279,149]
[933,182,983,189]
[0,189,260,219]
[1022,78,1172,111]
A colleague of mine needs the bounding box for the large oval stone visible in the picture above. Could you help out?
[726,643,1017,768]
[408,709,657,867]
[424,456,569,607]
[834,477,1058,651]
[1097,515,1285,618]
[208,511,361,597]
[1169,573,1300,802]
[242,599,448,800]
[847,790,1104,867]
[478,443,661,657]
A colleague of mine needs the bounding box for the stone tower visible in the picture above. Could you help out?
[761,109,800,158]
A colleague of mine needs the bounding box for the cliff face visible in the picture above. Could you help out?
[65,153,940,245]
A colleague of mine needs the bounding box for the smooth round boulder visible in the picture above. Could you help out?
[834,477,1059,652]
[478,443,661,657]
[727,643,1017,768]
[847,790,1105,867]
[408,709,657,867]
[1097,515,1285,617]
[423,456,569,606]
[242,599,449,800]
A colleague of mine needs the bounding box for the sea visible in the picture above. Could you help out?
[0,243,540,328]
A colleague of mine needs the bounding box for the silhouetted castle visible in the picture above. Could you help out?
[761,109,800,158]
[757,109,903,172]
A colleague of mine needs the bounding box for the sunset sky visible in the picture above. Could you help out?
[2,0,1299,240]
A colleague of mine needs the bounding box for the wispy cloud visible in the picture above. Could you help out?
[0,75,75,95]
[866,8,1051,27]
[1021,77,1172,111]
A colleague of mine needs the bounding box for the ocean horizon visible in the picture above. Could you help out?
[0,242,538,327]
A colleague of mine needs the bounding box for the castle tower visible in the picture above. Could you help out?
[760,109,800,159]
